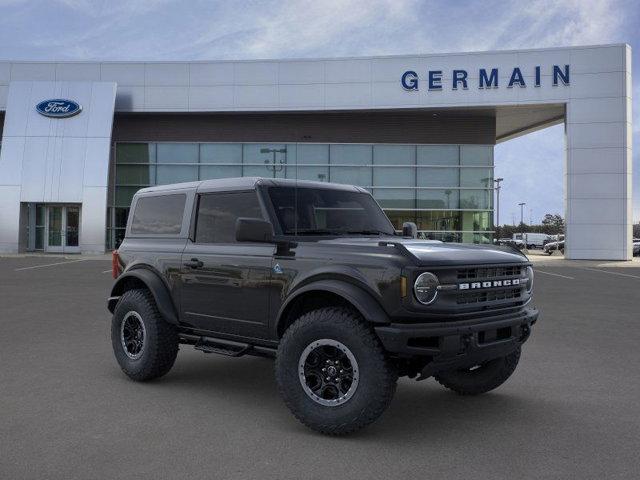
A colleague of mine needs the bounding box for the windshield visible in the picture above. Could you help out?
[267,186,396,236]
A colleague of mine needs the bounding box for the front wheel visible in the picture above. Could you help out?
[434,347,521,395]
[275,307,397,435]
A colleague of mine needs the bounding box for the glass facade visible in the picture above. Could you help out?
[108,142,494,248]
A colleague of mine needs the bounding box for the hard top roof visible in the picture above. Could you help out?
[135,177,366,195]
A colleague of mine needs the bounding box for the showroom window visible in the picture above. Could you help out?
[108,142,494,249]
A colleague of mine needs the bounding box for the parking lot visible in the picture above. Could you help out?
[1,255,639,479]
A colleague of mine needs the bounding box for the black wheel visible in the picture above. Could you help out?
[275,307,397,435]
[111,289,179,381]
[434,347,521,395]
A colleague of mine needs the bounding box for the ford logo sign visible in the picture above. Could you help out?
[36,99,82,118]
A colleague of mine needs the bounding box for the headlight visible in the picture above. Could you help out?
[414,272,440,305]
[525,266,534,293]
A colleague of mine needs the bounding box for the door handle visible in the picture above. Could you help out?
[184,258,204,269]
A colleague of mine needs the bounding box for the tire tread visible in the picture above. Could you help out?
[276,307,397,435]
[434,347,521,395]
[112,288,179,382]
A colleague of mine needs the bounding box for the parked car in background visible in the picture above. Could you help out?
[496,238,525,249]
[543,240,565,255]
[513,233,552,249]
[633,238,640,256]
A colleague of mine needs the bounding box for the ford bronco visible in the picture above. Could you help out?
[108,177,538,435]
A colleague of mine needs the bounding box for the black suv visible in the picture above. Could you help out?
[108,177,538,435]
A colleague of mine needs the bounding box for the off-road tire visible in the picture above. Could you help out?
[276,307,397,435]
[434,347,521,395]
[111,289,179,381]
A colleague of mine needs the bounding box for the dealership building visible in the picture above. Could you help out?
[0,44,633,259]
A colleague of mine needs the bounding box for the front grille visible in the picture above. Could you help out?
[457,266,522,280]
[457,287,522,305]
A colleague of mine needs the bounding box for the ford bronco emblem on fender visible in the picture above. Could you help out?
[36,99,82,118]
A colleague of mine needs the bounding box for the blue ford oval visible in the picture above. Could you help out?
[36,99,82,118]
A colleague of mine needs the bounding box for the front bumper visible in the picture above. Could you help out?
[375,307,538,378]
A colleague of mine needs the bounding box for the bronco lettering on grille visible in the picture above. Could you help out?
[459,279,520,290]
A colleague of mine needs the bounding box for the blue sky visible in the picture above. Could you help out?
[0,0,637,225]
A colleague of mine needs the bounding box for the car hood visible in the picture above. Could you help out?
[316,237,529,266]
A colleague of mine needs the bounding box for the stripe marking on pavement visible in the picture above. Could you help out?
[580,267,640,279]
[15,259,87,271]
[533,269,575,280]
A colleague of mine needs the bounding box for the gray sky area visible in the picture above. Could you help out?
[0,0,637,225]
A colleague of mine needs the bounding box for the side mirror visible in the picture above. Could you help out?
[236,217,274,243]
[402,222,417,238]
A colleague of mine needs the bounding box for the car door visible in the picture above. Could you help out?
[179,190,275,339]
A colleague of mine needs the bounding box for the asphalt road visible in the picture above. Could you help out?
[1,256,639,479]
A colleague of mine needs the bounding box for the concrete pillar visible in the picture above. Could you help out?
[564,45,632,260]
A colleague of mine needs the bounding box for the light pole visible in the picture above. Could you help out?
[518,202,526,230]
[261,147,287,178]
[494,178,503,227]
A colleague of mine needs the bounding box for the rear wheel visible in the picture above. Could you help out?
[111,289,179,381]
[275,307,397,435]
[434,348,521,395]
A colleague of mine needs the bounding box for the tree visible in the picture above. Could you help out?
[541,214,564,230]
[494,213,565,240]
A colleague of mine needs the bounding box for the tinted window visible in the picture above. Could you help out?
[268,187,395,236]
[130,194,186,235]
[196,192,263,243]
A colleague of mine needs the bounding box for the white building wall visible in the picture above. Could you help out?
[0,44,633,259]
[0,81,116,253]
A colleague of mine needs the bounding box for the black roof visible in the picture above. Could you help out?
[136,177,367,195]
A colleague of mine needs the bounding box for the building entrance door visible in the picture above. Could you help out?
[44,205,81,253]
[46,206,64,252]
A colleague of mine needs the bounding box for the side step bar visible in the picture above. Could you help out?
[195,338,251,357]
[179,333,277,358]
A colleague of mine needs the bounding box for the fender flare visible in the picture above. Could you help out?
[276,279,390,335]
[107,269,179,325]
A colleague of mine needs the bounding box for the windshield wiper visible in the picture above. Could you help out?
[284,228,392,236]
[346,230,390,236]
[288,228,345,235]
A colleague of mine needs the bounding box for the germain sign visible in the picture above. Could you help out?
[401,65,570,91]
[36,99,82,118]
